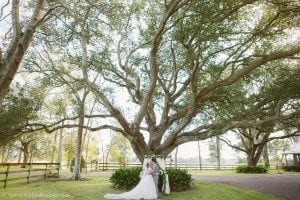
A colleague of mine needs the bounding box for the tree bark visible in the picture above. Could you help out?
[85,131,90,162]
[1,145,6,163]
[0,0,50,101]
[246,144,264,166]
[293,154,300,166]
[18,148,22,163]
[216,136,221,170]
[51,132,57,163]
[56,122,64,169]
[197,141,202,170]
[174,147,178,169]
[70,22,90,180]
[263,143,270,167]
[70,107,85,180]
[22,143,29,164]
[29,152,33,163]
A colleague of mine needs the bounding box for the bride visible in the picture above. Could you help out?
[104,162,158,200]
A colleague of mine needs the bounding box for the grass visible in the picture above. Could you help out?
[188,169,298,177]
[0,177,281,200]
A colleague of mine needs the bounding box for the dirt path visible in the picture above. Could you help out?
[194,174,300,200]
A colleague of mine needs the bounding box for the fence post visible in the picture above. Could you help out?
[57,163,60,179]
[44,163,48,179]
[27,163,32,183]
[4,163,10,188]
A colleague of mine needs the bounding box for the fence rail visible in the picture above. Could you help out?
[0,163,60,188]
[83,162,277,172]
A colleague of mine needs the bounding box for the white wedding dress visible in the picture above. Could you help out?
[104,168,158,200]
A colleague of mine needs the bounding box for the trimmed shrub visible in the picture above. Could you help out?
[236,165,268,173]
[282,166,300,172]
[70,156,86,172]
[110,167,142,190]
[109,167,192,192]
[165,168,192,191]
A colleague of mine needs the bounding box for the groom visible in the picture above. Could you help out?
[149,157,159,198]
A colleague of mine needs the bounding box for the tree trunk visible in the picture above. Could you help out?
[99,134,106,171]
[18,148,22,163]
[246,144,264,166]
[21,141,30,164]
[71,117,84,180]
[174,147,178,169]
[129,132,151,163]
[23,145,29,164]
[70,101,85,180]
[1,145,6,163]
[216,136,221,170]
[51,132,57,163]
[29,152,33,163]
[85,131,90,162]
[293,154,300,166]
[197,141,202,170]
[69,24,90,180]
[0,0,49,103]
[56,123,64,169]
[105,152,109,171]
[246,152,256,166]
[263,143,270,167]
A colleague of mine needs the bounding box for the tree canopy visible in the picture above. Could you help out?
[1,0,299,162]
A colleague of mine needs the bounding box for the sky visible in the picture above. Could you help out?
[176,139,236,160]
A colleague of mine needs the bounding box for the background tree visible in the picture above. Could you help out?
[18,134,36,164]
[268,138,292,165]
[98,132,115,171]
[0,85,43,145]
[109,134,131,166]
[262,143,270,167]
[221,127,298,166]
[220,66,299,166]
[63,137,76,168]
[208,136,222,169]
[0,141,16,163]
[0,0,60,104]
[197,141,202,170]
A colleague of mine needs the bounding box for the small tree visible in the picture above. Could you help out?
[64,138,76,168]
[0,87,41,145]
[110,134,131,165]
[268,139,292,165]
[208,136,222,169]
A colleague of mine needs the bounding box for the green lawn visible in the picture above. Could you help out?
[0,177,281,200]
[189,169,297,177]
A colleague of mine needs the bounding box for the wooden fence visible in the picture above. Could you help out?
[83,162,272,172]
[0,163,60,188]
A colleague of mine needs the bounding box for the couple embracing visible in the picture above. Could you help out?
[104,157,160,200]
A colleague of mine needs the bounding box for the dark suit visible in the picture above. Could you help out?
[148,163,159,197]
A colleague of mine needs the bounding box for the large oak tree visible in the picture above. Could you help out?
[24,0,300,162]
